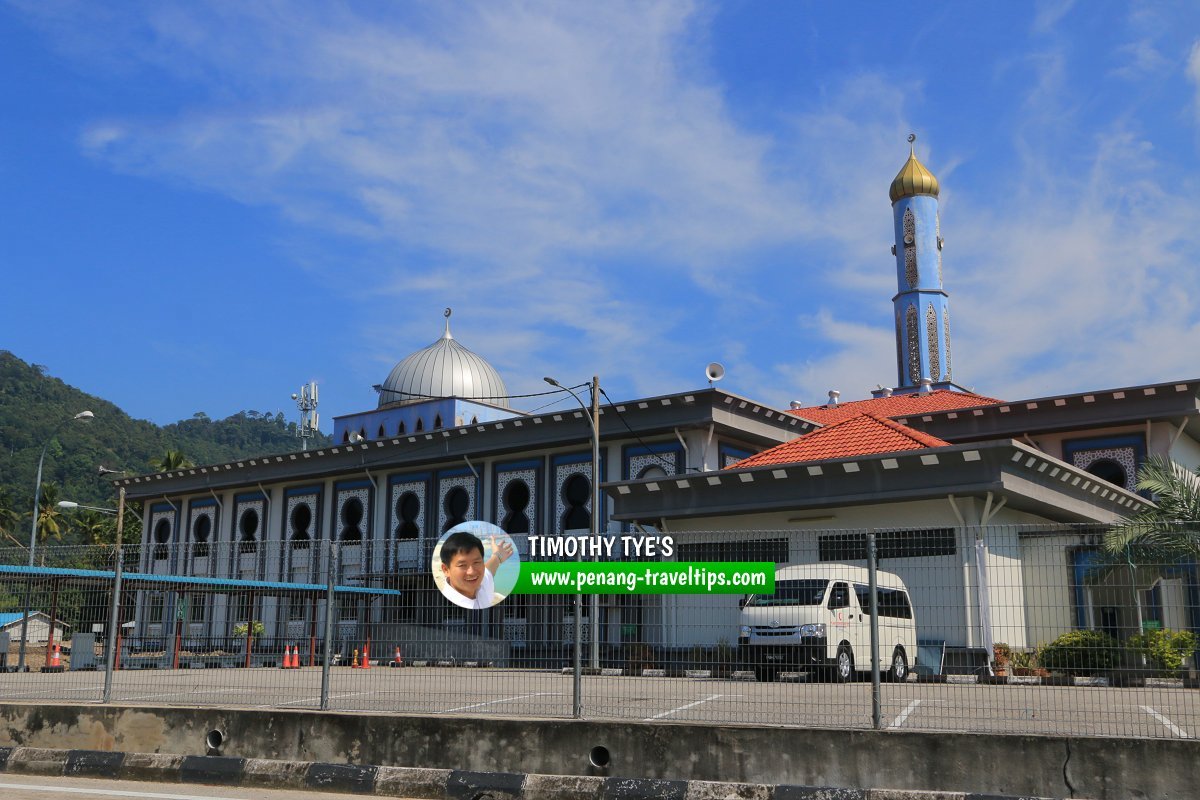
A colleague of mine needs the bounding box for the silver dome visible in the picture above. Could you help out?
[377,310,510,409]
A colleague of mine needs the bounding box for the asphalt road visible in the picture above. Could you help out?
[0,773,420,800]
[0,666,1195,739]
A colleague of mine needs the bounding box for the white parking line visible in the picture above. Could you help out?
[118,691,201,702]
[1141,705,1191,738]
[437,692,558,713]
[260,696,322,708]
[888,699,922,729]
[645,694,728,721]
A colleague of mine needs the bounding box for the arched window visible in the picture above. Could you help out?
[377,424,386,438]
[502,480,531,534]
[1087,459,1128,489]
[398,420,406,435]
[341,498,364,542]
[442,487,470,532]
[394,492,420,541]
[153,519,170,560]
[637,465,668,480]
[342,431,351,443]
[415,418,425,432]
[192,514,211,558]
[434,414,443,429]
[290,502,312,549]
[561,473,591,531]
[238,508,259,554]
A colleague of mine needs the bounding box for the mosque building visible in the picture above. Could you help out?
[118,143,1200,669]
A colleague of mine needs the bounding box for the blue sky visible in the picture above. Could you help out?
[3,1,1199,429]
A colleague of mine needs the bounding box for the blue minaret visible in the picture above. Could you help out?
[890,135,951,391]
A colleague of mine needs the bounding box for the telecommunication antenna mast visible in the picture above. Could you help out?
[291,382,320,451]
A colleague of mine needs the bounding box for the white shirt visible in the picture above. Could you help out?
[442,568,495,610]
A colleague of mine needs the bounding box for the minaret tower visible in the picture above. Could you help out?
[890,134,951,391]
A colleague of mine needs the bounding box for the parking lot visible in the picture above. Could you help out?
[0,665,1195,739]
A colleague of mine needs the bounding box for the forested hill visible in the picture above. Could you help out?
[0,350,332,513]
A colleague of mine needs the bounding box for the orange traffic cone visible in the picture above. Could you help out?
[361,643,371,670]
[280,646,291,669]
[290,646,300,669]
[42,644,63,673]
[392,646,403,668]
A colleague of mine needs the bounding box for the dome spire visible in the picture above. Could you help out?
[443,307,453,340]
[889,133,940,203]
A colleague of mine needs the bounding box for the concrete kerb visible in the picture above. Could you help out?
[0,746,1085,800]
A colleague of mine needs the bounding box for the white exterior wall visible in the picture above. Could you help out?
[1019,533,1081,650]
[1168,430,1200,471]
[659,498,1077,650]
[3,618,68,644]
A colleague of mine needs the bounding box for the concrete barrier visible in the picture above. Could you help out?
[0,745,1081,799]
[0,702,1194,798]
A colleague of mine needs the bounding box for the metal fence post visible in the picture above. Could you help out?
[867,531,882,730]
[320,539,336,710]
[102,487,127,703]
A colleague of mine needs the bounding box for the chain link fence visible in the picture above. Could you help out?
[0,524,1196,739]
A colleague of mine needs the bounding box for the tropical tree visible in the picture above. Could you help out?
[1103,456,1200,559]
[34,482,67,549]
[0,490,21,537]
[150,450,194,472]
[71,509,112,547]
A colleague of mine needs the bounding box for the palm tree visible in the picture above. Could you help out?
[1098,456,1200,640]
[72,509,112,547]
[34,482,67,549]
[150,450,194,472]
[1103,455,1200,558]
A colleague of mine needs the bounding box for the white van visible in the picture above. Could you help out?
[737,563,917,682]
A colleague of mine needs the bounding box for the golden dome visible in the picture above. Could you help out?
[889,141,939,203]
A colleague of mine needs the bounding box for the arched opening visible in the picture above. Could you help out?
[442,487,470,532]
[637,465,668,480]
[153,519,170,561]
[415,418,424,432]
[398,420,406,435]
[239,508,259,554]
[192,514,211,558]
[502,479,532,534]
[1087,458,1128,489]
[561,473,591,531]
[434,414,443,429]
[394,492,420,541]
[341,497,364,542]
[290,502,312,549]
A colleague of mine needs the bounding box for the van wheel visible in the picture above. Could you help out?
[835,645,854,682]
[888,647,908,683]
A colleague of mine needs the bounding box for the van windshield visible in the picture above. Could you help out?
[746,579,828,607]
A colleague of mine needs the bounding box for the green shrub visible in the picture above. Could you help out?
[1127,629,1197,677]
[1039,630,1121,675]
[232,620,265,638]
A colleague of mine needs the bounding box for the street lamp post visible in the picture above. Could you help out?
[544,376,602,683]
[17,410,93,670]
[58,490,129,700]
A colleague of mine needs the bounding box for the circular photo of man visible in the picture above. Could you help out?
[432,521,520,610]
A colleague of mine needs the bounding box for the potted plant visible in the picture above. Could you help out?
[991,642,1011,676]
[1010,648,1050,677]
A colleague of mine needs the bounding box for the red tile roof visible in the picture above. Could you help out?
[728,413,952,469]
[787,389,1001,425]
